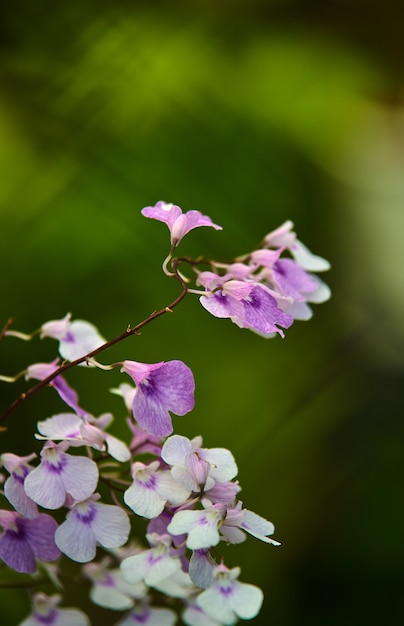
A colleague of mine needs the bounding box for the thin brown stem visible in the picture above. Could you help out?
[0,318,14,343]
[0,257,189,425]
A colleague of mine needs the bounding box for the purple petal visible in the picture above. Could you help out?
[23,514,61,561]
[0,528,36,573]
[132,361,195,438]
[239,286,294,336]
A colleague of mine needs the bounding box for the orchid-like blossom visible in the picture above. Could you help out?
[55,494,130,563]
[115,605,177,626]
[25,360,88,417]
[40,313,106,362]
[141,201,222,247]
[0,510,60,574]
[124,460,191,519]
[84,559,147,610]
[161,435,238,493]
[120,533,182,588]
[24,441,99,510]
[1,453,38,519]
[196,564,263,625]
[167,500,226,550]
[35,412,130,463]
[168,499,279,550]
[200,280,294,337]
[121,360,195,437]
[19,592,89,626]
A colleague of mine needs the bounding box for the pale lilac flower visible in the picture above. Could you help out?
[1,453,38,518]
[55,494,130,563]
[115,605,177,626]
[141,201,222,247]
[19,592,89,626]
[167,500,226,550]
[35,412,130,463]
[0,510,60,574]
[196,564,263,625]
[25,359,88,417]
[120,533,182,587]
[24,441,99,510]
[84,560,146,610]
[124,460,191,519]
[121,360,195,437]
[161,435,238,493]
[40,314,106,362]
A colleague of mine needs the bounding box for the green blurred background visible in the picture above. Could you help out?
[1,1,403,624]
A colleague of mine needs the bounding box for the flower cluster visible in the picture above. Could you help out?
[0,202,330,625]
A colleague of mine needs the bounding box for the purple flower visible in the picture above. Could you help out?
[121,360,195,437]
[0,510,60,573]
[141,201,222,247]
[24,442,99,510]
[200,281,294,337]
[55,494,130,563]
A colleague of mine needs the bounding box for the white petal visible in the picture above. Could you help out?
[55,515,96,562]
[292,240,330,272]
[90,584,134,610]
[120,552,150,585]
[91,503,130,548]
[24,464,66,509]
[230,581,264,620]
[199,448,238,482]
[104,433,131,462]
[197,587,237,625]
[37,413,82,440]
[161,435,193,465]
[124,482,166,519]
[62,455,98,501]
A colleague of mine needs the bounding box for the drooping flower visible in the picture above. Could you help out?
[196,564,263,625]
[141,201,222,247]
[18,592,89,626]
[121,360,195,437]
[55,494,130,563]
[35,412,130,463]
[25,360,88,417]
[0,510,60,574]
[1,453,38,519]
[40,313,106,362]
[24,441,99,510]
[124,460,191,519]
